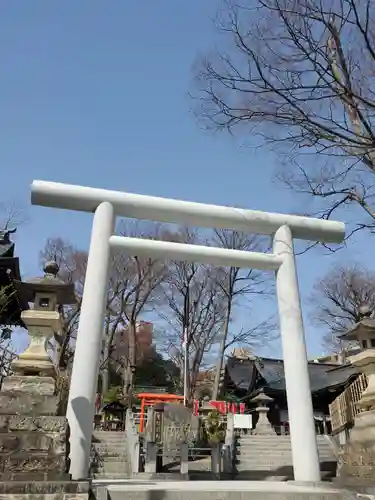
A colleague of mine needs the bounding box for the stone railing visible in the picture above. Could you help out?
[125,409,141,473]
[329,373,368,434]
[222,413,235,475]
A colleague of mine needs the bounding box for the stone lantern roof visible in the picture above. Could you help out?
[14,260,76,306]
[338,304,375,349]
[252,388,274,406]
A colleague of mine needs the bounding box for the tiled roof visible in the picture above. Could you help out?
[226,356,360,394]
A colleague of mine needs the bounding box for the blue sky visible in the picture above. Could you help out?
[0,1,371,359]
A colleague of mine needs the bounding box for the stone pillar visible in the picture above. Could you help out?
[67,201,115,479]
[144,442,157,474]
[252,390,276,435]
[273,225,320,482]
[211,442,221,478]
[180,443,189,476]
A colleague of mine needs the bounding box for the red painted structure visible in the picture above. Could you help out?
[137,392,246,432]
[193,399,245,415]
[137,393,184,432]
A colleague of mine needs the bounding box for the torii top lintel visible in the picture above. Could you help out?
[31,180,345,244]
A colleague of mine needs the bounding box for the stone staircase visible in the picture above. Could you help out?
[235,434,337,481]
[90,431,131,479]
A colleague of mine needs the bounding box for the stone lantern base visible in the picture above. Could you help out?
[0,374,89,500]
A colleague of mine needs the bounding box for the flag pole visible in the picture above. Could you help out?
[183,326,188,406]
[183,287,190,406]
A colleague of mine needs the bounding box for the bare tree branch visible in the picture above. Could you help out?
[193,0,375,239]
[211,229,275,399]
[309,262,375,351]
[158,228,225,402]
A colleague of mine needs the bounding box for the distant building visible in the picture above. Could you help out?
[222,352,361,432]
[114,321,152,349]
[111,321,154,366]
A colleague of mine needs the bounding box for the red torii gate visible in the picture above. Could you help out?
[137,393,184,432]
[137,392,246,432]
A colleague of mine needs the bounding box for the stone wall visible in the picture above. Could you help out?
[0,375,89,500]
[0,376,69,481]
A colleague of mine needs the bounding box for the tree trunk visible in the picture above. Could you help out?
[101,341,110,397]
[124,320,137,403]
[212,301,231,400]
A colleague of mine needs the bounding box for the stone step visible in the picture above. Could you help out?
[235,452,337,463]
[92,459,129,466]
[129,472,189,481]
[237,455,335,463]
[237,445,290,450]
[91,452,128,462]
[93,443,128,449]
[92,444,127,453]
[236,460,296,467]
[92,452,128,459]
[237,460,336,468]
[238,436,330,443]
[92,434,127,441]
[93,431,126,436]
[235,472,290,481]
[236,454,335,462]
[237,443,332,451]
[237,445,292,451]
[236,462,336,471]
[106,480,346,500]
[94,464,130,474]
[236,450,334,458]
[92,472,132,479]
[93,434,126,442]
[92,437,128,443]
[92,439,127,445]
[236,463,292,470]
[92,455,128,462]
[238,434,290,443]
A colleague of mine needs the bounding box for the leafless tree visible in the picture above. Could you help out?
[0,285,19,384]
[103,221,169,400]
[211,229,275,399]
[40,223,169,399]
[0,200,27,230]
[194,0,375,238]
[310,263,375,350]
[159,228,225,402]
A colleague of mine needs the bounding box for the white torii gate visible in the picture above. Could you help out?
[31,180,345,482]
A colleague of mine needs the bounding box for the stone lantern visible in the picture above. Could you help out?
[252,388,275,435]
[11,260,76,377]
[0,262,89,497]
[338,304,375,447]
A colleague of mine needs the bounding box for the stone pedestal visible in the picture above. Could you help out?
[11,311,60,378]
[0,375,88,500]
[337,441,375,481]
[337,348,375,485]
